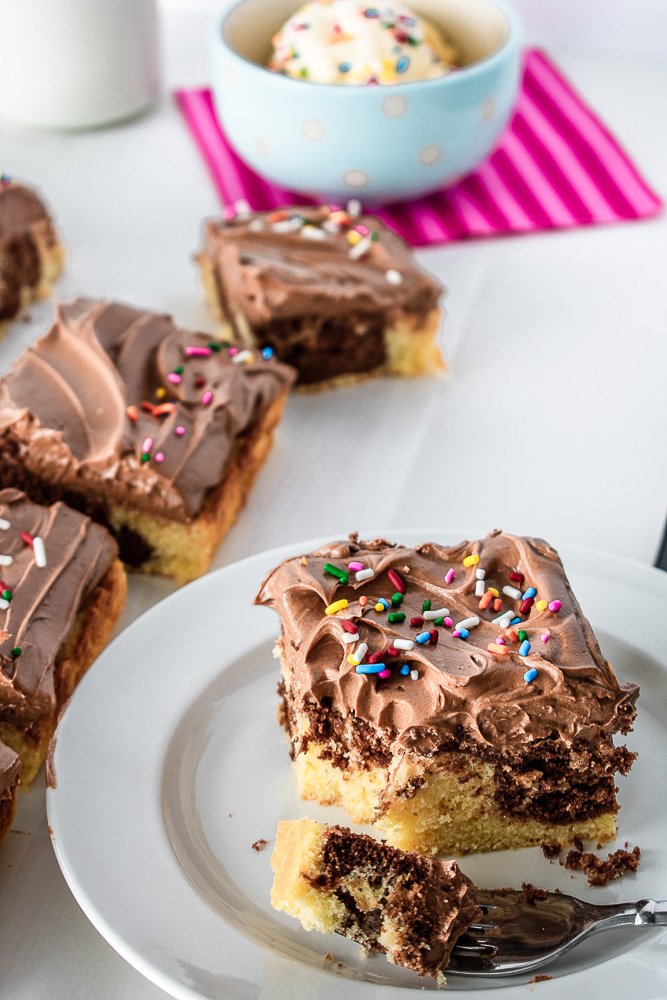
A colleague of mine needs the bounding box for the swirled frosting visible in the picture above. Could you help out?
[202,205,442,328]
[0,489,118,725]
[256,532,639,751]
[0,299,295,521]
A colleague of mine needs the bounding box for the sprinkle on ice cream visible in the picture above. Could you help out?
[268,1,458,85]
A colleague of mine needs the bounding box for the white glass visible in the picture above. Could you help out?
[0,0,161,130]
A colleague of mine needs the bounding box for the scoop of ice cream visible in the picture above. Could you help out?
[268,1,458,86]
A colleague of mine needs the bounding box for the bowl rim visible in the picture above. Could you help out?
[213,0,523,94]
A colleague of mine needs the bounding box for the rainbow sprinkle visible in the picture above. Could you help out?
[33,536,46,568]
[325,599,348,615]
[323,562,349,585]
[356,662,385,674]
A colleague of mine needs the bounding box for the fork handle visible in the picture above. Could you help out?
[596,899,667,928]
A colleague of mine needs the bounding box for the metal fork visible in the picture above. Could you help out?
[448,889,667,977]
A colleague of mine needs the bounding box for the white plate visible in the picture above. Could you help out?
[46,532,667,1000]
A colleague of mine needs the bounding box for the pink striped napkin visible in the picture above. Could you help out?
[175,49,661,247]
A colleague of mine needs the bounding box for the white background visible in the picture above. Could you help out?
[0,2,666,998]
[158,0,667,55]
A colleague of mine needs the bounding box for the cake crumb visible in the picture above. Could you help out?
[541,842,561,860]
[324,952,334,962]
[252,838,268,852]
[561,846,640,887]
[573,836,584,852]
[518,882,549,905]
[529,974,554,983]
[299,556,308,566]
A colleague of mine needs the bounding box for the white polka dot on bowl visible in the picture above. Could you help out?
[481,97,497,120]
[302,119,325,141]
[419,144,441,165]
[343,169,368,188]
[383,95,407,118]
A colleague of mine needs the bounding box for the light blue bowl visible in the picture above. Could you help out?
[210,0,522,204]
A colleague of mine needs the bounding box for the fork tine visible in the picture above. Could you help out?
[452,943,497,955]
[447,952,498,974]
[449,886,603,976]
[452,934,498,955]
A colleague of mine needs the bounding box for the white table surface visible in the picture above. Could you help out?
[0,8,666,998]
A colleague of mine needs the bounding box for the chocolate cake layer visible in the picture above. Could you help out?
[253,312,387,386]
[0,298,295,523]
[0,489,118,726]
[0,434,152,566]
[0,180,59,322]
[257,532,639,752]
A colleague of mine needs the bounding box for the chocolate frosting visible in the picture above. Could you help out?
[0,181,50,244]
[256,532,639,752]
[0,299,295,521]
[203,206,442,328]
[0,740,20,798]
[0,489,118,725]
